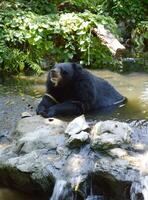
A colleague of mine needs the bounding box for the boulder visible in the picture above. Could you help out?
[91,120,132,150]
[13,115,67,138]
[12,116,68,154]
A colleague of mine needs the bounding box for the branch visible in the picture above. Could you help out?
[92,25,126,58]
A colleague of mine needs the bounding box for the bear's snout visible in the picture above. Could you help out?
[50,69,60,78]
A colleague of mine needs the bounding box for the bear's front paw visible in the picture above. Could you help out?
[47,108,56,118]
[36,106,49,118]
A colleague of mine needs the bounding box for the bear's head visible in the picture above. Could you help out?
[49,63,82,87]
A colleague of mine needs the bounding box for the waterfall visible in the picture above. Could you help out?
[86,195,104,200]
[50,180,73,200]
[142,176,148,200]
[130,176,148,200]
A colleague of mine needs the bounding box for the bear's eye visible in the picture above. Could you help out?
[62,70,68,75]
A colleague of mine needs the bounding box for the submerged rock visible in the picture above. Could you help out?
[91,120,132,150]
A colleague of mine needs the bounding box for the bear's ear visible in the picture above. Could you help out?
[72,63,82,71]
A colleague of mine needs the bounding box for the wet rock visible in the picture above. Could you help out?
[67,131,90,148]
[65,115,89,136]
[91,120,132,150]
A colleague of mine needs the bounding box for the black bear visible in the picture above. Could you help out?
[36,63,126,118]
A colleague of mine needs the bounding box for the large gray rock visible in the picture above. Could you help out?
[12,116,67,153]
[13,115,67,138]
[0,116,69,194]
[0,116,148,200]
[91,120,132,150]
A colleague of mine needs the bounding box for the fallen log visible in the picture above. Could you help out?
[92,25,126,58]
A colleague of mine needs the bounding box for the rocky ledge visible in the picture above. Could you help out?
[0,115,148,200]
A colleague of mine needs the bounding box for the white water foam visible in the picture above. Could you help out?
[131,176,148,200]
[50,180,73,200]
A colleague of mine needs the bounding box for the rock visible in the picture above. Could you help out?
[109,148,128,158]
[67,131,90,148]
[65,115,89,136]
[21,111,32,118]
[12,116,68,153]
[13,115,67,138]
[0,116,148,200]
[91,120,132,150]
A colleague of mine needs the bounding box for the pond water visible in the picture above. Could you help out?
[0,69,148,200]
[90,70,148,120]
[29,70,148,120]
[1,70,148,121]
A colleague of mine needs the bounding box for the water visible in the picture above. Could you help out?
[130,150,148,200]
[130,176,148,200]
[86,196,104,200]
[90,70,148,120]
[50,180,73,200]
[1,70,148,120]
[20,70,148,120]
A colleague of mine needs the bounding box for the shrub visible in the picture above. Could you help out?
[0,5,119,73]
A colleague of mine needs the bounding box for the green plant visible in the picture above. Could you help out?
[132,21,148,52]
[1,0,147,74]
[0,2,120,74]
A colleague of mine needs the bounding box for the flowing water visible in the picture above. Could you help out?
[130,176,148,200]
[0,70,148,200]
[50,180,73,200]
[86,196,104,200]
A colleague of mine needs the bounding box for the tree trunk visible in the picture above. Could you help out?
[92,25,126,58]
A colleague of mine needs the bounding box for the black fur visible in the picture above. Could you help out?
[36,63,126,118]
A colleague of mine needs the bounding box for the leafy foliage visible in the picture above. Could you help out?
[0,0,147,73]
[0,1,119,73]
[132,21,148,52]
